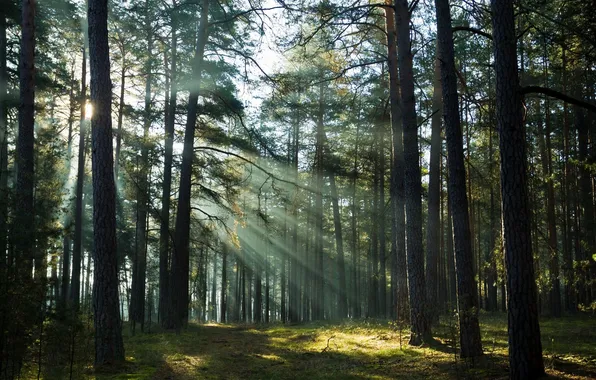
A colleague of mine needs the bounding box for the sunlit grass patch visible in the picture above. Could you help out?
[50,313,595,379]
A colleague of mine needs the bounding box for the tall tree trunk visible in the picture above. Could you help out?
[313,81,325,320]
[131,13,153,331]
[369,142,379,318]
[15,0,36,281]
[378,121,387,318]
[254,249,262,323]
[72,47,87,310]
[220,243,227,322]
[289,103,300,322]
[329,173,347,319]
[491,0,544,377]
[351,125,361,318]
[487,115,498,311]
[560,49,575,312]
[425,53,442,326]
[12,0,37,370]
[395,0,429,344]
[210,250,217,321]
[114,50,125,182]
[0,14,8,378]
[384,2,407,322]
[169,0,210,330]
[577,104,595,304]
[0,14,6,267]
[435,0,483,357]
[159,18,177,327]
[88,0,125,366]
[537,101,561,317]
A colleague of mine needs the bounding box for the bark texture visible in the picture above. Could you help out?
[395,0,429,344]
[435,0,483,358]
[169,0,210,330]
[491,0,544,377]
[88,0,125,366]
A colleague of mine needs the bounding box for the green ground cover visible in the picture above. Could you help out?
[36,313,596,379]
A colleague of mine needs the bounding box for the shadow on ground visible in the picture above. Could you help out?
[86,314,596,380]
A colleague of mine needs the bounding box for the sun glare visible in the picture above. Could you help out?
[84,103,93,119]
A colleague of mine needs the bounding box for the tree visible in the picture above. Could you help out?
[434,0,483,358]
[169,0,210,330]
[490,0,544,377]
[71,45,87,310]
[384,0,408,323]
[395,0,430,345]
[88,0,125,366]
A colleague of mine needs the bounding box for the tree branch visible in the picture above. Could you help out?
[522,86,596,114]
[452,26,492,40]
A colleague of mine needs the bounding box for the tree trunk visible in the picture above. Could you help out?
[88,0,125,366]
[384,2,407,322]
[329,173,347,319]
[15,0,36,280]
[395,0,429,344]
[378,121,387,318]
[537,101,561,317]
[131,14,153,331]
[576,105,594,305]
[313,81,325,321]
[425,52,442,326]
[169,0,210,330]
[220,243,227,322]
[72,47,87,310]
[490,0,544,377]
[435,0,483,357]
[351,125,361,318]
[159,19,177,328]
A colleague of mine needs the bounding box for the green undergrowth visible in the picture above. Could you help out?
[40,313,596,379]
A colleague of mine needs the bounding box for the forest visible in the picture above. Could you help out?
[0,0,595,378]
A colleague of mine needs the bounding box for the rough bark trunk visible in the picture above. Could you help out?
[395,0,429,344]
[435,0,483,357]
[16,0,36,279]
[88,0,125,366]
[313,81,325,321]
[491,0,545,377]
[425,53,442,326]
[131,15,153,331]
[159,19,177,328]
[169,0,210,330]
[384,2,408,321]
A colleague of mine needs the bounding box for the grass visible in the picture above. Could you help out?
[37,313,596,379]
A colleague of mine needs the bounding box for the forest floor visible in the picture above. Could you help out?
[46,313,596,379]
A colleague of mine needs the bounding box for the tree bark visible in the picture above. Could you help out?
[384,1,408,322]
[72,47,87,310]
[329,172,347,319]
[169,0,210,330]
[15,0,36,280]
[131,11,153,331]
[425,53,442,326]
[395,0,429,344]
[220,243,227,322]
[490,0,544,377]
[435,0,483,357]
[537,101,561,317]
[313,81,325,321]
[88,0,125,366]
[159,17,177,327]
